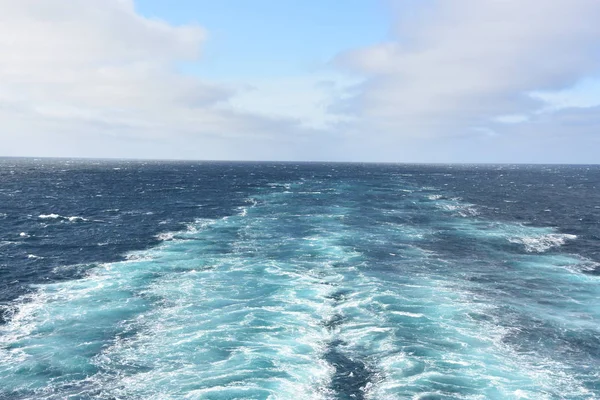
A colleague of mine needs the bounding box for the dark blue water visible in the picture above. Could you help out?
[1,159,598,399]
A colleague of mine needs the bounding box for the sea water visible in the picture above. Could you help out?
[0,160,598,399]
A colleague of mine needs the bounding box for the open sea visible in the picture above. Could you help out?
[0,158,598,400]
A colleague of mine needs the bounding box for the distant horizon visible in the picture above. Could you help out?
[2,155,599,167]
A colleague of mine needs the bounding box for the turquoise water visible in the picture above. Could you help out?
[0,161,598,399]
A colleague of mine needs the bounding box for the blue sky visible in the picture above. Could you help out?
[1,0,600,162]
[134,0,391,79]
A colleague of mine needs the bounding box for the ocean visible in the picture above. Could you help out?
[0,158,598,399]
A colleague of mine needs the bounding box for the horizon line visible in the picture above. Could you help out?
[1,156,599,166]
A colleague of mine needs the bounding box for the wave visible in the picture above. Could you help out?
[2,179,598,399]
[38,214,89,222]
[508,233,577,253]
[424,194,577,254]
[38,213,61,219]
[155,232,176,241]
[424,193,481,217]
[436,202,480,217]
[0,210,339,398]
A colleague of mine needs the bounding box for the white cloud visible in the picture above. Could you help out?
[2,0,600,162]
[0,0,323,159]
[226,74,361,130]
[334,0,600,140]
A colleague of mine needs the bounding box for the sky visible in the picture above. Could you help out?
[2,0,600,163]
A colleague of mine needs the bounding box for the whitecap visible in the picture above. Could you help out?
[389,311,425,318]
[437,203,480,217]
[155,232,175,241]
[67,216,88,222]
[38,214,88,222]
[124,253,154,262]
[508,233,577,252]
[39,213,61,219]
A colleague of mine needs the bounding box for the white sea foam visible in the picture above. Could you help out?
[2,180,598,399]
[575,259,600,273]
[38,213,61,219]
[68,216,88,222]
[155,232,175,241]
[509,233,577,252]
[184,218,217,235]
[124,253,154,262]
[38,214,88,222]
[389,311,424,318]
[435,201,480,217]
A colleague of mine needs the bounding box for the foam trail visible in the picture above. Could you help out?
[1,186,340,399]
[1,177,598,399]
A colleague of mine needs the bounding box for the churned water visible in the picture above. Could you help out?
[0,159,598,399]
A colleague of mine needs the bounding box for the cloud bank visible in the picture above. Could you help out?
[333,0,600,160]
[1,0,600,162]
[0,0,321,160]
